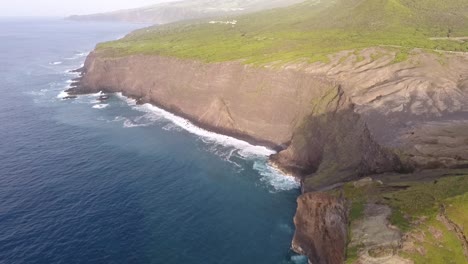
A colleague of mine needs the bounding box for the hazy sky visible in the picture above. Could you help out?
[0,0,178,17]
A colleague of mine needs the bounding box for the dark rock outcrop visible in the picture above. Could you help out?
[292,192,348,264]
[271,87,402,191]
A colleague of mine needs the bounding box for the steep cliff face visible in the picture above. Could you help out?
[78,52,340,149]
[292,192,348,264]
[76,51,402,189]
[72,49,468,263]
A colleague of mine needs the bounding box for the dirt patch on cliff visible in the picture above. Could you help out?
[349,203,409,264]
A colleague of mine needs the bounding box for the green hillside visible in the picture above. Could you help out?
[97,0,468,64]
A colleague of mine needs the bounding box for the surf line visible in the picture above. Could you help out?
[115,92,277,157]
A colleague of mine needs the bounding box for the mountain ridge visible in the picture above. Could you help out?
[67,0,305,24]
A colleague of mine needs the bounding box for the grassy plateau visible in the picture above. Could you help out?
[97,0,468,64]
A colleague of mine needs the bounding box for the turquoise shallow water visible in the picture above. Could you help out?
[0,18,305,263]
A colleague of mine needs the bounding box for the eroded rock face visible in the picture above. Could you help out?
[292,192,347,264]
[74,48,468,189]
[76,52,337,149]
[271,87,401,190]
[398,120,468,169]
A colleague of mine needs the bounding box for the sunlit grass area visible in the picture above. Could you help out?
[96,0,468,64]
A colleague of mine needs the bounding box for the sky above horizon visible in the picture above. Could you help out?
[0,0,178,17]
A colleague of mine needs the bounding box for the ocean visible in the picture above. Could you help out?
[0,18,305,264]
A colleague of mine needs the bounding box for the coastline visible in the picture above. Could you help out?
[67,85,286,152]
[63,51,405,263]
[68,46,468,263]
[64,81,303,188]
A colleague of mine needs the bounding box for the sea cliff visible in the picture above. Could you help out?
[70,48,468,263]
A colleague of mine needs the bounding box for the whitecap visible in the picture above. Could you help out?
[116,93,300,191]
[26,88,50,97]
[50,61,63,65]
[115,92,137,106]
[162,123,183,131]
[91,91,104,97]
[92,104,108,109]
[57,90,69,99]
[65,52,89,60]
[123,119,151,128]
[64,69,81,77]
[253,160,300,192]
[132,102,276,157]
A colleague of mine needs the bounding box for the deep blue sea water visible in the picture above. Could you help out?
[0,18,305,264]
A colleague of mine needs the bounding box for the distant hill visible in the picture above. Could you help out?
[96,0,468,63]
[67,0,305,24]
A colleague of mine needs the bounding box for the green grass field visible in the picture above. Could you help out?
[96,0,468,64]
[340,175,468,263]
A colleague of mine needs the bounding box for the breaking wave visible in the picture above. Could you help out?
[115,93,300,191]
[92,104,108,109]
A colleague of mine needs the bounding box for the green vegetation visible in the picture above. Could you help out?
[97,0,468,64]
[339,175,468,263]
[386,176,468,263]
[445,193,468,229]
[345,245,360,264]
[384,176,468,219]
[402,216,467,264]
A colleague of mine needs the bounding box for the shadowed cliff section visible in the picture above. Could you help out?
[271,86,402,192]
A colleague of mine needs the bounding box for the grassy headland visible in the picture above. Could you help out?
[339,173,468,264]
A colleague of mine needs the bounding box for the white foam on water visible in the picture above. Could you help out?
[115,92,137,106]
[162,123,183,132]
[26,88,50,97]
[91,91,104,97]
[253,160,300,192]
[92,104,108,109]
[64,69,81,77]
[123,119,151,128]
[137,102,275,157]
[65,52,89,60]
[50,61,63,65]
[116,93,300,191]
[57,90,69,99]
[291,255,308,264]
